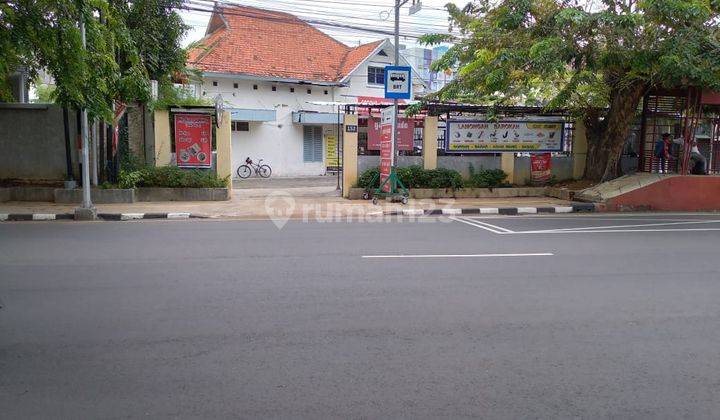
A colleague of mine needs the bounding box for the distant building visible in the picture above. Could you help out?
[400,45,455,93]
[187,5,426,177]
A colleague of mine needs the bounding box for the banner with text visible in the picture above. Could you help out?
[174,113,213,168]
[446,120,564,153]
[367,117,414,151]
[379,106,394,192]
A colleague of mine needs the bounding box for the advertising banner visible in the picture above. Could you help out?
[379,106,394,192]
[446,120,564,153]
[530,153,553,183]
[174,113,212,168]
[367,117,414,151]
[325,134,341,170]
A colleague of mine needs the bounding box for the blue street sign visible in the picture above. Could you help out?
[384,66,412,100]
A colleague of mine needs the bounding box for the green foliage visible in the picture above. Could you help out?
[357,166,462,189]
[421,0,720,111]
[118,166,228,189]
[1,0,187,120]
[465,169,509,188]
[32,83,56,104]
[150,83,212,111]
[357,167,380,188]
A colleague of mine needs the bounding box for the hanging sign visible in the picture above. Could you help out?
[174,113,212,168]
[446,120,564,153]
[325,134,341,170]
[384,66,412,100]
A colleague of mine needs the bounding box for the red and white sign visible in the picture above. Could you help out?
[174,113,212,168]
[379,107,394,192]
[530,153,553,183]
[367,117,414,151]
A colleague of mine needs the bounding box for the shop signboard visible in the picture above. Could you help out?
[530,153,553,183]
[367,117,414,151]
[446,120,564,153]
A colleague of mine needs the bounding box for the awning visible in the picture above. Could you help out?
[230,108,276,122]
[292,111,341,125]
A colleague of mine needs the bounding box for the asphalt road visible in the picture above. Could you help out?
[2,214,720,419]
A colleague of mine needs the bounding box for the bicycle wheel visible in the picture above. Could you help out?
[237,165,252,179]
[258,165,272,178]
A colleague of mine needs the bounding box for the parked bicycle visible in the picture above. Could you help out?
[237,157,272,179]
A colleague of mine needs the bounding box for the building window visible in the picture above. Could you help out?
[253,84,258,90]
[367,66,385,85]
[232,121,249,132]
[324,90,328,95]
[272,86,277,91]
[212,81,218,86]
[303,126,323,162]
[290,87,295,93]
[307,89,312,94]
[233,83,238,89]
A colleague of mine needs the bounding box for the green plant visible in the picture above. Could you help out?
[425,168,463,189]
[118,169,144,189]
[357,167,380,188]
[465,169,508,188]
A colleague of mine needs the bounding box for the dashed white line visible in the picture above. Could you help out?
[362,253,554,259]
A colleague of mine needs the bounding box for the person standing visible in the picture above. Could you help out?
[654,133,671,173]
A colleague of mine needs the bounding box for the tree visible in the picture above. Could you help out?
[423,0,720,181]
[0,0,187,120]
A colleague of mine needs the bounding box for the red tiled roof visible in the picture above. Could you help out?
[188,5,384,83]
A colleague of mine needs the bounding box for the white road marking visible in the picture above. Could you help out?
[519,219,720,234]
[362,253,554,259]
[450,217,513,234]
[517,228,720,234]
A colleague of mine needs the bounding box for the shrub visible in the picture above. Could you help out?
[357,165,462,189]
[118,166,228,189]
[465,169,509,188]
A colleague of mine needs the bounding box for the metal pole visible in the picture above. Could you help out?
[79,10,92,209]
[391,0,400,192]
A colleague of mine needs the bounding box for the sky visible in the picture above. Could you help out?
[179,0,469,49]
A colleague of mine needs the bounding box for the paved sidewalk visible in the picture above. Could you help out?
[0,195,572,220]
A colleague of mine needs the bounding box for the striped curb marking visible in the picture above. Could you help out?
[384,204,598,216]
[0,213,195,222]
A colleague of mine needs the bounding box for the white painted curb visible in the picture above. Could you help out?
[402,209,425,216]
[517,207,538,214]
[32,214,56,221]
[120,213,145,221]
[167,212,191,219]
[555,206,574,213]
[441,208,462,215]
[480,208,500,214]
[0,214,8,221]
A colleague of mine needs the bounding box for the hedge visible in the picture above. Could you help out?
[117,166,228,189]
[357,165,501,190]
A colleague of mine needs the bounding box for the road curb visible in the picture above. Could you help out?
[383,203,599,216]
[0,212,201,222]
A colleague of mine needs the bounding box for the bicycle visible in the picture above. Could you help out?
[237,157,272,179]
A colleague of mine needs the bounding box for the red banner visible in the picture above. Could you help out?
[530,153,552,183]
[380,119,393,192]
[367,117,414,151]
[174,113,212,168]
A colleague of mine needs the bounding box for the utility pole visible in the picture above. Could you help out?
[75,3,96,220]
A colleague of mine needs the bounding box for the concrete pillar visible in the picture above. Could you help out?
[153,110,171,166]
[342,114,358,198]
[423,116,438,170]
[216,111,232,193]
[501,153,515,184]
[573,120,588,179]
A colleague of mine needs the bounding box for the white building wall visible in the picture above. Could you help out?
[196,46,425,177]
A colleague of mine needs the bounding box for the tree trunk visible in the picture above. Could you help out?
[584,83,647,182]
